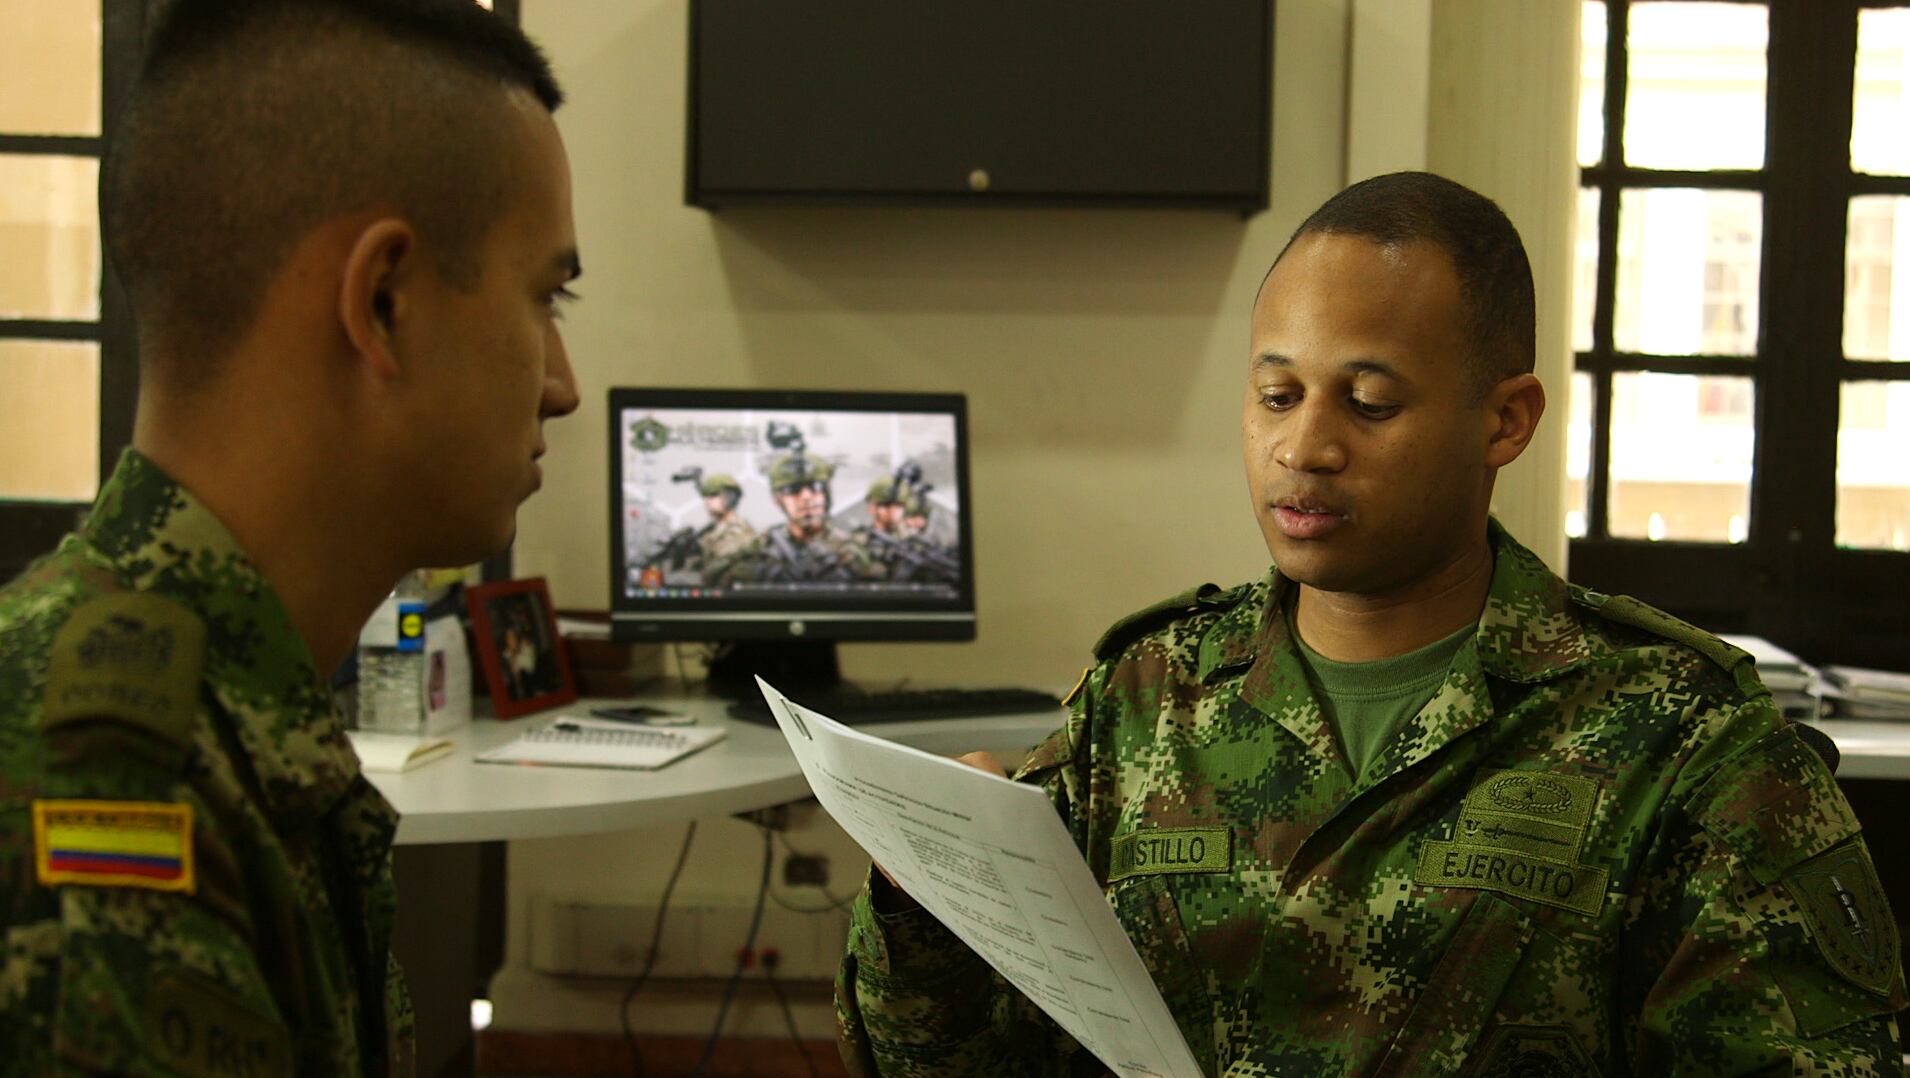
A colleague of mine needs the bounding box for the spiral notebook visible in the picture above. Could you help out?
[476,716,726,770]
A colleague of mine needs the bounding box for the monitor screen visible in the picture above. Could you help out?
[607,388,975,646]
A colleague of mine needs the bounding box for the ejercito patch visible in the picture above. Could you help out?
[1789,840,1898,996]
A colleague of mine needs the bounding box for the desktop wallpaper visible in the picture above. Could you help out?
[617,407,963,600]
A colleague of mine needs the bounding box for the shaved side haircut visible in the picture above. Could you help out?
[1269,171,1536,399]
[102,0,564,384]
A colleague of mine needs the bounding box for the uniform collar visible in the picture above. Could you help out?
[1232,518,1595,686]
[85,449,368,821]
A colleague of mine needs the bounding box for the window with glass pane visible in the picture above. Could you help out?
[1623,3,1767,172]
[1613,188,1761,357]
[1565,372,1593,540]
[1608,373,1754,543]
[1845,195,1910,361]
[0,1,101,136]
[1838,381,1910,551]
[0,155,101,321]
[0,340,99,502]
[1852,8,1910,177]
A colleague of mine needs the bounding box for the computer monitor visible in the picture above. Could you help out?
[607,388,974,693]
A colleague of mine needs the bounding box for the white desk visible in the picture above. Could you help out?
[370,710,1910,845]
[369,695,1068,845]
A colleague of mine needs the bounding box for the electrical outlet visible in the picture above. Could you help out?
[783,853,829,887]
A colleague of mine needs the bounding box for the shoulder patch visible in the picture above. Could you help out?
[1093,582,1248,662]
[146,966,291,1078]
[42,592,205,746]
[1591,593,1748,672]
[33,798,195,894]
[1786,839,1900,998]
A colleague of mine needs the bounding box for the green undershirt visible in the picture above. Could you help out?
[1289,607,1477,783]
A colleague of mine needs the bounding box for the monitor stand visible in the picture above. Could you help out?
[704,639,842,698]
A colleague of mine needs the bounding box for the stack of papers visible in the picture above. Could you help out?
[1721,635,1825,721]
[1820,666,1910,721]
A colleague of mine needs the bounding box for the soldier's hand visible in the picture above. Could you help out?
[871,751,1009,911]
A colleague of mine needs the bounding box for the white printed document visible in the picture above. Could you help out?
[756,678,1203,1078]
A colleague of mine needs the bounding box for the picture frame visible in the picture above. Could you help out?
[465,576,577,719]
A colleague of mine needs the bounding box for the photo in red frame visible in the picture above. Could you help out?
[465,576,577,719]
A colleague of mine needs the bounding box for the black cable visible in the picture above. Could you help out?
[690,824,775,1077]
[621,820,698,1078]
[763,959,821,1078]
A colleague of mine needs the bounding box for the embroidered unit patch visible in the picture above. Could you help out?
[1789,841,1898,996]
[33,799,195,894]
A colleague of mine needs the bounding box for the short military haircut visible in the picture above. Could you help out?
[1272,171,1535,398]
[102,0,564,382]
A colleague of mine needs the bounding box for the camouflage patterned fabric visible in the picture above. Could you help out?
[836,520,1907,1076]
[697,513,758,569]
[0,450,414,1077]
[707,523,887,586]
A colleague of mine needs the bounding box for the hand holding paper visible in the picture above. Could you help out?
[756,678,1203,1078]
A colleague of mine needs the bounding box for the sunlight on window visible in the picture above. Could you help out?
[1608,373,1754,543]
[0,340,98,503]
[1845,196,1910,362]
[1853,9,1910,177]
[1613,189,1761,357]
[0,155,100,321]
[1837,381,1910,551]
[1624,3,1766,171]
[1565,372,1593,539]
[0,1,100,136]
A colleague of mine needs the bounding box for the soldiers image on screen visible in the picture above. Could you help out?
[704,422,886,586]
[856,461,960,584]
[639,466,756,580]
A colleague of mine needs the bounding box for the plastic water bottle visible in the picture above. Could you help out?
[356,571,429,733]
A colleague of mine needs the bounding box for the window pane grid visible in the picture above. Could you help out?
[1577,0,1776,547]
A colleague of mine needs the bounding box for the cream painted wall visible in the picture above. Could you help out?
[513,0,1352,694]
[1430,0,1582,573]
[493,0,1580,1042]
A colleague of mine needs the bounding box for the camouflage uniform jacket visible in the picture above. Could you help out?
[0,450,414,1076]
[837,522,1907,1076]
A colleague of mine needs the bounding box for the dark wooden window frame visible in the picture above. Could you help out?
[1571,0,1910,668]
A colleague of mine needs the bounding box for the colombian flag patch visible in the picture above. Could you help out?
[32,799,195,894]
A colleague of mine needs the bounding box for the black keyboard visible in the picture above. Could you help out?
[726,686,1064,726]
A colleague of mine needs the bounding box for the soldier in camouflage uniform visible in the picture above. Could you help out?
[707,455,886,585]
[1,2,579,1074]
[857,481,960,586]
[694,473,757,569]
[836,173,1907,1075]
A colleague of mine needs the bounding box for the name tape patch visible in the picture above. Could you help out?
[33,799,195,894]
[1415,840,1608,916]
[1108,826,1232,883]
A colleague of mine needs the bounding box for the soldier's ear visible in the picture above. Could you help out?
[1483,373,1545,470]
[338,218,418,381]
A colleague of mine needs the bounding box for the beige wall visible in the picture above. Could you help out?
[495,0,1580,1039]
[514,0,1350,693]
